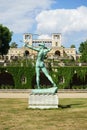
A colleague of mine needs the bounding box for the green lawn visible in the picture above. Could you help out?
[0,98,87,130]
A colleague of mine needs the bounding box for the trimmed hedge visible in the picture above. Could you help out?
[52,66,87,89]
[0,65,35,89]
[0,66,87,89]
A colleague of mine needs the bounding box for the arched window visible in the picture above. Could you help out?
[55,50,60,56]
[21,75,27,84]
[24,50,30,56]
[0,71,15,88]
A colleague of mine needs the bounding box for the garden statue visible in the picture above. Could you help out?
[24,42,58,94]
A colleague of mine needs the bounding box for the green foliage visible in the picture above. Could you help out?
[52,66,87,89]
[0,24,12,56]
[79,40,87,62]
[79,40,87,53]
[0,65,35,89]
[10,42,18,48]
[72,85,87,89]
[0,66,87,89]
[70,44,76,48]
[80,49,87,62]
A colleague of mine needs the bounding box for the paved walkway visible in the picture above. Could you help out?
[0,91,87,98]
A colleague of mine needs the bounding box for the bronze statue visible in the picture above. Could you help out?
[24,42,57,93]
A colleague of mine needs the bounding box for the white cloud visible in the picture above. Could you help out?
[36,6,87,34]
[35,6,87,49]
[0,0,55,33]
[1,0,87,49]
[38,34,51,39]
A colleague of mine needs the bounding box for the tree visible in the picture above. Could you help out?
[0,24,12,56]
[79,40,87,62]
[70,44,76,48]
[79,40,87,53]
[80,50,87,62]
[10,42,18,48]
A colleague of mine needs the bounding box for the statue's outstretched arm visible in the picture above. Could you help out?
[47,48,52,52]
[25,44,39,51]
[45,47,52,53]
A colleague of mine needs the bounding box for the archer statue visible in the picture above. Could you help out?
[24,42,57,89]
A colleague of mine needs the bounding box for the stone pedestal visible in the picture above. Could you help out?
[28,93,58,109]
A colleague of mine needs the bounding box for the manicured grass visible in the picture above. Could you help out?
[0,98,87,130]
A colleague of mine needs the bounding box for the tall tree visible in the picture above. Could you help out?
[0,24,12,56]
[79,40,87,62]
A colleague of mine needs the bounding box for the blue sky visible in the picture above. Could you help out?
[0,0,87,50]
[52,0,87,9]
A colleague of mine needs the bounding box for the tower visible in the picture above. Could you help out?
[52,33,61,47]
[23,33,32,45]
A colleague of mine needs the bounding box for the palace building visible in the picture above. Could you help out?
[1,33,76,62]
[23,33,76,60]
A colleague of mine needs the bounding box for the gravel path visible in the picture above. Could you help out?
[0,92,87,98]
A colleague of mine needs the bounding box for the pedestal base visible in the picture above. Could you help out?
[28,93,58,109]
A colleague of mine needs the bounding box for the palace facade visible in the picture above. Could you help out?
[2,33,77,61]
